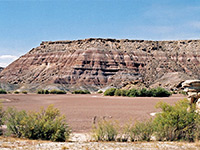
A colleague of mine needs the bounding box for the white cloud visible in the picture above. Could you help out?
[0,55,19,60]
[0,55,19,67]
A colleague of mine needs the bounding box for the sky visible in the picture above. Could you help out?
[0,0,200,67]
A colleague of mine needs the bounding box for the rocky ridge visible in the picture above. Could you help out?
[0,38,199,92]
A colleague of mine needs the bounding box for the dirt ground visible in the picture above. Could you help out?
[0,94,186,133]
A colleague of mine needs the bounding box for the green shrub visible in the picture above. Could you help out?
[114,89,129,97]
[104,87,171,97]
[5,107,27,137]
[22,91,27,94]
[5,105,71,141]
[72,90,90,94]
[37,89,50,94]
[14,91,19,94]
[150,87,171,97]
[129,120,154,142]
[0,89,7,94]
[114,89,122,96]
[44,90,49,94]
[104,88,117,96]
[121,89,128,96]
[97,90,103,94]
[153,99,199,141]
[37,89,44,94]
[118,122,132,142]
[138,88,152,97]
[50,89,66,94]
[127,88,138,97]
[92,120,118,141]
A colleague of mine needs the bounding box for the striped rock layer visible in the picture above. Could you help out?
[0,38,200,91]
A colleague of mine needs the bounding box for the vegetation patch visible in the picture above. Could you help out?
[49,89,66,94]
[104,87,171,97]
[97,90,103,94]
[72,90,91,94]
[4,105,71,142]
[93,99,200,142]
[13,91,19,94]
[37,89,66,94]
[0,89,7,94]
[21,91,28,94]
[92,120,118,141]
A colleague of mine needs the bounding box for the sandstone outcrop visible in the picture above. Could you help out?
[0,38,200,91]
[182,80,200,112]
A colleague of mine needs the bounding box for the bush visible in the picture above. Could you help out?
[104,88,117,96]
[104,87,171,97]
[49,89,66,94]
[22,91,27,94]
[97,90,103,94]
[129,120,154,141]
[127,88,138,97]
[92,119,154,142]
[150,87,171,97]
[153,99,199,141]
[5,105,71,141]
[138,88,152,97]
[5,107,27,137]
[92,99,200,142]
[0,89,7,94]
[37,89,50,94]
[37,89,44,94]
[44,90,49,94]
[72,90,91,94]
[14,91,19,94]
[92,120,118,141]
[114,89,122,96]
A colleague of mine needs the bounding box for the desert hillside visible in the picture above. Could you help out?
[0,38,199,91]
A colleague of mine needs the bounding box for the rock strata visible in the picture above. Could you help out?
[0,38,200,91]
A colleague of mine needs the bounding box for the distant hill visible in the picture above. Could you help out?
[0,38,199,92]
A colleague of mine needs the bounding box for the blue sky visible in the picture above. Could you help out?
[0,0,200,67]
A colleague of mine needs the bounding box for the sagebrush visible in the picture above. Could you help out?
[5,105,71,141]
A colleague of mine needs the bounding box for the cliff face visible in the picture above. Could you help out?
[0,38,199,91]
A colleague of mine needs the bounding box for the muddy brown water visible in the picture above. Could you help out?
[0,94,186,133]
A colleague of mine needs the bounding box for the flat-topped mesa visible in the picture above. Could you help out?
[0,38,200,92]
[29,38,200,54]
